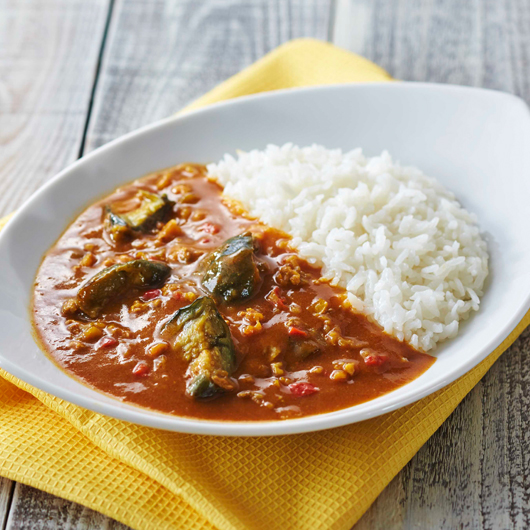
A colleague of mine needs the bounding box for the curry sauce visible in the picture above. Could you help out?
[32,164,434,421]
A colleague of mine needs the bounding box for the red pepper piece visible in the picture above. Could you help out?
[172,291,183,301]
[199,222,220,234]
[142,288,161,301]
[288,326,308,338]
[99,336,118,349]
[132,361,149,377]
[289,382,319,396]
[364,355,387,367]
[268,286,288,310]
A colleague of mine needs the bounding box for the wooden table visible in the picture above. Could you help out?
[1,0,529,528]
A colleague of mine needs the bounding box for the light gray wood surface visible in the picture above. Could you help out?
[0,479,13,530]
[0,0,111,217]
[1,0,529,528]
[5,484,128,530]
[84,0,332,152]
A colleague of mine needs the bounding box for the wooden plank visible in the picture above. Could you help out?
[5,484,128,530]
[0,478,14,530]
[334,0,530,100]
[5,1,332,529]
[333,1,530,528]
[84,0,333,152]
[0,0,111,218]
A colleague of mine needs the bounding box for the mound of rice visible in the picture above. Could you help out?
[207,144,489,352]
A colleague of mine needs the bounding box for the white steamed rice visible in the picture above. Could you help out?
[207,144,489,352]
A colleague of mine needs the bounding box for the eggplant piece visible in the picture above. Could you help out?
[201,232,261,303]
[106,191,174,241]
[77,259,171,318]
[160,296,236,399]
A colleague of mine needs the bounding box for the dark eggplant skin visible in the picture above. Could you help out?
[201,232,262,303]
[76,259,171,318]
[105,191,174,242]
[160,296,237,399]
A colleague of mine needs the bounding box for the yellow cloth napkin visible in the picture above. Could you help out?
[0,39,528,530]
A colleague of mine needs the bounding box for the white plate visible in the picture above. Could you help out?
[0,83,529,436]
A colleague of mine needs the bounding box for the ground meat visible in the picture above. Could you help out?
[274,255,308,287]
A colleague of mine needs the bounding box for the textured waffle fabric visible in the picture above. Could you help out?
[1,39,528,530]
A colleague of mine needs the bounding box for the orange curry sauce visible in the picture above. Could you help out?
[32,164,434,421]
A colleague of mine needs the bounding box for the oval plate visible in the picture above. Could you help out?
[0,83,529,436]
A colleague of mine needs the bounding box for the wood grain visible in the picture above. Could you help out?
[0,478,14,530]
[5,484,128,530]
[0,0,111,218]
[334,0,530,99]
[333,1,530,528]
[84,0,332,152]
